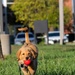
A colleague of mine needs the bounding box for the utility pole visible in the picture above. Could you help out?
[0,0,3,33]
[0,0,4,59]
[0,0,11,56]
[59,0,64,45]
[2,0,9,34]
[72,0,75,41]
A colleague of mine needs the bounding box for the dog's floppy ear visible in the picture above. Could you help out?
[29,45,38,59]
[16,49,21,61]
[31,50,38,59]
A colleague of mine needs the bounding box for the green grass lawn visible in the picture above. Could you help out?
[0,44,75,75]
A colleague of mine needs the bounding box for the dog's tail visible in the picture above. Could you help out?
[18,27,30,44]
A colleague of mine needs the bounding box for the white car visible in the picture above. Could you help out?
[44,31,68,44]
[14,32,35,45]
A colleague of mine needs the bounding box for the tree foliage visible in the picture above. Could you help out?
[11,0,72,28]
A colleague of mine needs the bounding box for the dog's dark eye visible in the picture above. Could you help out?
[22,53,25,55]
[28,53,31,56]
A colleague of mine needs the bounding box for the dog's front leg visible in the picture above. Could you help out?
[28,66,35,75]
[21,68,31,75]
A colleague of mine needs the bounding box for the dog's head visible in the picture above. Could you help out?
[17,45,38,62]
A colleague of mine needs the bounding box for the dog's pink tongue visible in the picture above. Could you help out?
[24,60,31,66]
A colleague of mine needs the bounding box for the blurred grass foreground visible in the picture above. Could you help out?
[0,44,75,75]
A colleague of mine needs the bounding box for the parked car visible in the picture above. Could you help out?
[44,31,68,44]
[14,32,35,45]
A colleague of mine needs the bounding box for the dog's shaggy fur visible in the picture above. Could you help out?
[17,27,38,75]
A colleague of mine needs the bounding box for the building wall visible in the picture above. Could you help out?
[64,0,73,34]
[64,0,72,9]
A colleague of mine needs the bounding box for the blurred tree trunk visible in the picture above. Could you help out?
[0,40,4,59]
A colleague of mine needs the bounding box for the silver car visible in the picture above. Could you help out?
[44,31,68,44]
[14,32,35,45]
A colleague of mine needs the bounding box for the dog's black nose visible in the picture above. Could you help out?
[26,57,29,60]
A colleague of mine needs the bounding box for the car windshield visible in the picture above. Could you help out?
[48,32,60,37]
[17,33,34,38]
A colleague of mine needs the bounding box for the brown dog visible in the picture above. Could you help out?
[17,27,38,75]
